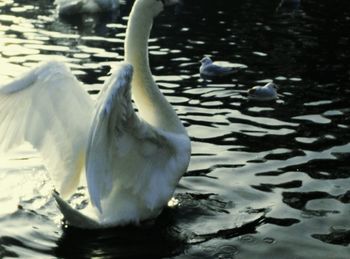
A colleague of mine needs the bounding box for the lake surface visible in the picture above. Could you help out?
[1,0,350,258]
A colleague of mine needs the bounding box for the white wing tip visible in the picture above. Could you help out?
[113,62,133,83]
[0,60,71,95]
[35,60,71,76]
[100,62,133,115]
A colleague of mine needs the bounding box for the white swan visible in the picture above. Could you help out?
[199,56,238,78]
[0,0,190,229]
[247,82,278,101]
[55,0,119,15]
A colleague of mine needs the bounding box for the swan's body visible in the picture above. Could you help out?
[247,82,278,101]
[0,0,190,228]
[55,0,119,15]
[199,56,237,77]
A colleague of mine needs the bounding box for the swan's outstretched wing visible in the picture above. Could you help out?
[0,61,93,197]
[86,62,191,214]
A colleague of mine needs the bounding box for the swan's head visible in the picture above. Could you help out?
[200,56,213,65]
[136,0,179,18]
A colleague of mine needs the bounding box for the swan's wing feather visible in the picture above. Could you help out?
[86,62,134,212]
[0,61,93,197]
[86,62,191,214]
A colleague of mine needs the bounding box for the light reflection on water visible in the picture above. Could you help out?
[1,0,350,258]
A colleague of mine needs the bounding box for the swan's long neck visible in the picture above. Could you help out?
[124,2,186,134]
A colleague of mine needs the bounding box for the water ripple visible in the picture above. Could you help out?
[0,0,350,258]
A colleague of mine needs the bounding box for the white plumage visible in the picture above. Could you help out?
[199,56,237,78]
[0,61,93,197]
[0,0,190,228]
[247,82,278,101]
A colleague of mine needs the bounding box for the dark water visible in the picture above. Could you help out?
[1,0,350,258]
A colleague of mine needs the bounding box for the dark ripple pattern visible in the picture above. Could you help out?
[0,0,350,258]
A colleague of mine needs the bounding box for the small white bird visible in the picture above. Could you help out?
[55,0,119,15]
[199,56,238,78]
[247,82,278,101]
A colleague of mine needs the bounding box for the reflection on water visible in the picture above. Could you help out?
[1,0,350,258]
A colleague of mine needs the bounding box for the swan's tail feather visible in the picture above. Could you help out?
[53,191,100,229]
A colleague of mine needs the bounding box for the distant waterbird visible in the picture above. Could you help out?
[247,82,278,101]
[55,0,120,15]
[199,56,244,78]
